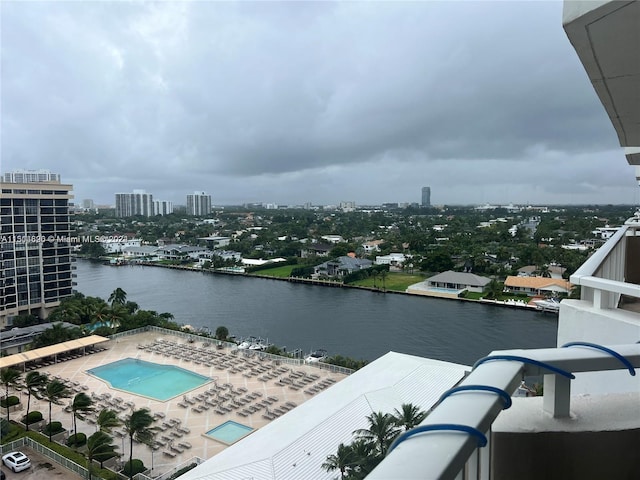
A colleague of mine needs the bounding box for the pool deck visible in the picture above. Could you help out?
[15,331,347,477]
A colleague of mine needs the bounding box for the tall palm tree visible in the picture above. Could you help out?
[1,368,22,423]
[108,288,127,308]
[44,379,71,441]
[392,403,428,431]
[24,371,47,431]
[96,408,121,433]
[86,430,118,479]
[322,442,354,480]
[123,408,156,479]
[353,411,401,456]
[71,393,94,440]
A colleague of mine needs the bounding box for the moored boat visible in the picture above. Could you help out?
[305,349,328,363]
[532,298,561,313]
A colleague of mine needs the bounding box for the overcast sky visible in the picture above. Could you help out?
[1,1,637,207]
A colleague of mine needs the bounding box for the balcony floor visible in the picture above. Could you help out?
[618,294,640,314]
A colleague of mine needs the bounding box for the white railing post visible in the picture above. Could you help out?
[542,373,571,418]
[593,288,603,309]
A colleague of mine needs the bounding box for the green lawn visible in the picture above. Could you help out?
[463,291,532,302]
[250,264,298,278]
[350,273,426,292]
[247,266,425,292]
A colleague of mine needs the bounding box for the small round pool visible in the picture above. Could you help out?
[87,358,210,401]
[206,420,254,445]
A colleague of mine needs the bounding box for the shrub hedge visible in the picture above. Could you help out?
[22,410,43,424]
[0,395,20,408]
[43,421,65,435]
[67,432,87,447]
[123,459,146,476]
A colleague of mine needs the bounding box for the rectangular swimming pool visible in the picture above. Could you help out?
[87,358,210,401]
[206,420,254,445]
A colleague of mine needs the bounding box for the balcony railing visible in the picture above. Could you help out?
[367,342,640,480]
[570,214,640,309]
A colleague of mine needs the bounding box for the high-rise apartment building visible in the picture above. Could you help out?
[421,186,431,207]
[186,191,212,216]
[115,189,154,217]
[3,169,61,183]
[153,200,174,216]
[0,172,74,329]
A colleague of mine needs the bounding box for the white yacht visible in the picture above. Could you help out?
[304,349,328,363]
[532,298,561,313]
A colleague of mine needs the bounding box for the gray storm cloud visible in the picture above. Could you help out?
[0,1,635,206]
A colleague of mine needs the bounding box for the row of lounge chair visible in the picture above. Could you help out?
[260,401,298,420]
[304,377,337,395]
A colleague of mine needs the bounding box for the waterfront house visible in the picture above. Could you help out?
[155,244,210,261]
[121,245,159,260]
[418,270,490,293]
[503,275,573,296]
[314,256,372,278]
[99,237,142,254]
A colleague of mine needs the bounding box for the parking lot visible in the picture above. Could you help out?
[2,447,83,480]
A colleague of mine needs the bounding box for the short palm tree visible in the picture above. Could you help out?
[24,371,47,431]
[44,379,71,441]
[1,367,22,423]
[108,288,127,307]
[392,403,428,431]
[322,442,354,480]
[123,408,156,479]
[96,408,121,433]
[86,430,118,478]
[537,264,551,278]
[484,278,504,300]
[71,393,94,440]
[353,411,401,456]
[89,304,112,331]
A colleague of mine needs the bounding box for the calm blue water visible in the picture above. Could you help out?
[75,260,558,366]
[88,358,210,401]
[206,420,254,444]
